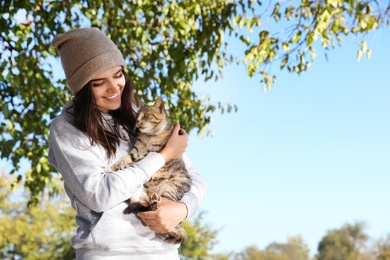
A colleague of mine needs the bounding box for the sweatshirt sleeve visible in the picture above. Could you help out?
[48,116,165,213]
[180,154,206,219]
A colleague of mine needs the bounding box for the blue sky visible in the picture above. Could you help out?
[186,28,390,255]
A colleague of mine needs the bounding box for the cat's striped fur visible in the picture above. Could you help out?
[105,97,191,244]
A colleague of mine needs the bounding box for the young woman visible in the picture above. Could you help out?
[49,27,206,260]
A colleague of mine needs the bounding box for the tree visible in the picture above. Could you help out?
[317,229,354,260]
[234,245,267,260]
[233,235,310,260]
[375,234,390,260]
[265,235,310,260]
[0,169,76,260]
[179,212,219,259]
[316,222,369,260]
[1,1,389,202]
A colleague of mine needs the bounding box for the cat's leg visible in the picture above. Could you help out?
[150,177,191,202]
[144,188,188,244]
[105,154,135,172]
[105,147,150,172]
[105,150,146,172]
[145,189,162,211]
[124,197,142,214]
[157,224,187,244]
[123,188,149,214]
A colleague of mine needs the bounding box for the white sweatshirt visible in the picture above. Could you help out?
[48,102,206,259]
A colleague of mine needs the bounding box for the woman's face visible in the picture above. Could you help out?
[90,66,125,113]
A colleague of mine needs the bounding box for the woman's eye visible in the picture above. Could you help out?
[92,83,103,87]
[91,81,104,87]
[114,73,123,79]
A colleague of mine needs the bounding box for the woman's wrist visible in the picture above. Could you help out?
[177,201,189,221]
[159,149,171,163]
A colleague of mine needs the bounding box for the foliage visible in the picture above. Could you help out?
[316,222,369,260]
[1,0,389,203]
[317,229,354,260]
[375,234,390,260]
[233,235,310,260]
[215,222,389,260]
[234,245,266,260]
[201,222,389,260]
[265,235,310,260]
[179,212,219,259]
[238,0,389,89]
[0,169,76,260]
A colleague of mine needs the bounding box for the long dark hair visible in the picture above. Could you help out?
[70,69,137,160]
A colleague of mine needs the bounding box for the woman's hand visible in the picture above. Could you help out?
[137,198,188,233]
[159,123,188,162]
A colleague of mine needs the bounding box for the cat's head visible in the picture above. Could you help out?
[136,97,170,134]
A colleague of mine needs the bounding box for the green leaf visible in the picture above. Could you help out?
[281,56,288,69]
[291,31,302,44]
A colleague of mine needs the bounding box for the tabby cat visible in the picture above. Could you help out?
[105,97,192,244]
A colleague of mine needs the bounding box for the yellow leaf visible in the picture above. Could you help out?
[357,50,363,61]
[361,41,367,53]
[367,49,372,60]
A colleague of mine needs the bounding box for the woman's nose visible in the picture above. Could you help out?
[107,79,119,91]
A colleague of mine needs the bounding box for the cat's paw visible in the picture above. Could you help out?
[105,162,126,173]
[158,226,187,244]
[116,161,127,170]
[124,202,141,214]
[104,166,114,173]
[148,191,161,211]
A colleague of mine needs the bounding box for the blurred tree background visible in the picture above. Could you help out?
[1,0,389,258]
[2,173,389,260]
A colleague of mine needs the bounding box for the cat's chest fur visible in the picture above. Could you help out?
[135,130,171,154]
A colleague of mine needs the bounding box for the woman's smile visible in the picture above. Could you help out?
[105,93,119,100]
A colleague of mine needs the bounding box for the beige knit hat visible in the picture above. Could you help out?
[51,27,126,95]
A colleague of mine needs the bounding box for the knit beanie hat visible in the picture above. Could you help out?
[51,27,126,95]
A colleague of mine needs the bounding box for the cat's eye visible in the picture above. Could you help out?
[144,113,150,119]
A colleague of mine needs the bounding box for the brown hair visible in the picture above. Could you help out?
[70,69,137,160]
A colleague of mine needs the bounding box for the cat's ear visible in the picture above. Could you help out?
[154,97,166,113]
[136,98,146,109]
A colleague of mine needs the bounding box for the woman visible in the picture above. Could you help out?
[49,27,206,259]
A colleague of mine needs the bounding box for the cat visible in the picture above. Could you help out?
[105,97,192,244]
